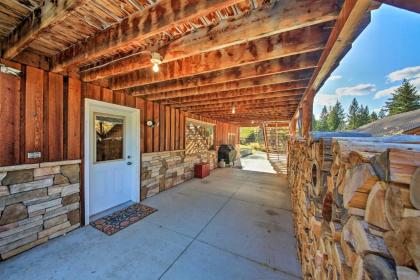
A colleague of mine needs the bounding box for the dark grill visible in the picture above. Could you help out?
[218,144,237,165]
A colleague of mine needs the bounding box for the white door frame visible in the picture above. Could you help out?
[84,99,141,224]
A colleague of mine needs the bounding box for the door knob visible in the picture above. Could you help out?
[127,162,133,165]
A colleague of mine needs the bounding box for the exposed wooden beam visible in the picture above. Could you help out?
[292,0,372,121]
[128,51,321,97]
[160,81,308,105]
[191,106,298,114]
[1,0,88,59]
[200,113,295,122]
[110,23,332,90]
[168,89,303,108]
[81,0,339,81]
[51,0,244,72]
[375,0,420,13]
[186,98,301,112]
[140,69,314,101]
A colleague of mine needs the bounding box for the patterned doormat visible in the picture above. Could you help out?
[90,203,157,235]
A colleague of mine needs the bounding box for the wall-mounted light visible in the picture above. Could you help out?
[0,64,21,77]
[146,120,159,128]
[150,52,162,73]
[232,105,236,114]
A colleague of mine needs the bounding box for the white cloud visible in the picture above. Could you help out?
[411,76,420,88]
[387,66,420,82]
[374,75,420,99]
[336,83,376,97]
[374,85,399,99]
[372,108,381,114]
[329,75,342,81]
[314,93,338,107]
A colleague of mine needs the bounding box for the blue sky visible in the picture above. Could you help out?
[313,4,420,118]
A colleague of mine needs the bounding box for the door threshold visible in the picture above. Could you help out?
[89,201,136,222]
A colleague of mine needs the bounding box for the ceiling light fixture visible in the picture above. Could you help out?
[151,52,162,73]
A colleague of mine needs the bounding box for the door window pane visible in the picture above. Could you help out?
[95,115,124,162]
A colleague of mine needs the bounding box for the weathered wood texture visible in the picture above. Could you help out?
[0,61,238,167]
[0,59,21,166]
[288,134,420,279]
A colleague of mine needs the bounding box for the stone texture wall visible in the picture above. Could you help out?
[0,160,81,260]
[141,150,217,200]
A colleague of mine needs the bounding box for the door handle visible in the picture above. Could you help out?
[127,162,133,165]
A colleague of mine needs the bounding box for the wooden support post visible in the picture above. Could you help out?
[301,92,314,137]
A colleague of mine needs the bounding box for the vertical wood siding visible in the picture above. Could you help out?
[0,61,239,167]
[0,60,21,166]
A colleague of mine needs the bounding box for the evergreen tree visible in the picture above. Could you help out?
[370,111,378,122]
[347,98,360,129]
[327,101,346,131]
[385,79,420,115]
[378,108,387,119]
[312,114,318,131]
[318,106,329,131]
[358,105,371,126]
[246,130,257,143]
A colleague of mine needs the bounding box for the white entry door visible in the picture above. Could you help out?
[84,99,140,223]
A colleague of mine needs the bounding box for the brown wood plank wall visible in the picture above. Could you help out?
[0,60,21,166]
[0,61,239,167]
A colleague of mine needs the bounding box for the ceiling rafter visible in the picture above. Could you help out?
[142,69,314,101]
[128,51,321,97]
[1,0,89,59]
[159,80,309,105]
[110,23,332,90]
[167,89,304,108]
[51,0,245,72]
[80,0,339,82]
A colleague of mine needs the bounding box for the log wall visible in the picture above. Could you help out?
[0,60,239,167]
[288,133,420,279]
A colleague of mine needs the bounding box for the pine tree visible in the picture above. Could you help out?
[385,79,420,115]
[312,114,318,131]
[358,105,371,126]
[327,101,346,131]
[347,98,360,129]
[378,108,387,119]
[370,111,378,122]
[318,106,329,131]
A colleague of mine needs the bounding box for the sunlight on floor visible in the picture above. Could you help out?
[238,151,277,174]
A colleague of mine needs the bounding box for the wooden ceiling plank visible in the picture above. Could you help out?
[129,51,321,96]
[167,89,304,108]
[143,68,314,101]
[81,0,339,81]
[1,0,89,59]
[181,103,301,115]
[130,51,321,96]
[110,23,331,90]
[160,80,309,105]
[184,98,301,112]
[51,0,244,72]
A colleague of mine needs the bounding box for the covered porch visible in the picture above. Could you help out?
[1,167,300,280]
[0,0,419,279]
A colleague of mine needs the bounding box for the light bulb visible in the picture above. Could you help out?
[152,63,159,73]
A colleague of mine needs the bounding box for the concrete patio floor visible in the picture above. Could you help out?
[0,168,301,280]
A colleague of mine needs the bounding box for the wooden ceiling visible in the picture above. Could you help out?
[0,0,392,125]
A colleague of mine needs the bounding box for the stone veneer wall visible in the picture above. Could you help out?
[141,150,217,200]
[0,160,81,260]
